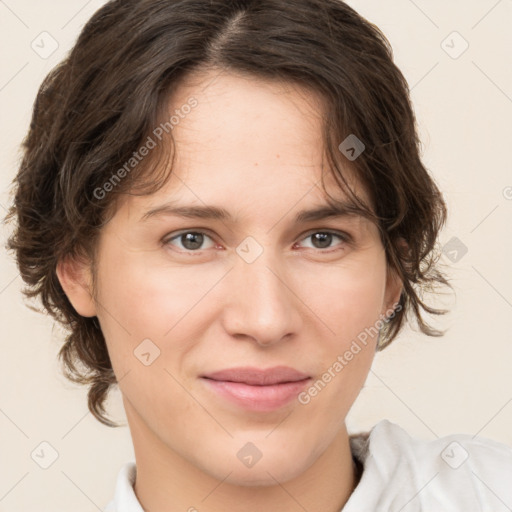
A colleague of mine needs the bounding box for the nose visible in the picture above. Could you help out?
[220,248,303,347]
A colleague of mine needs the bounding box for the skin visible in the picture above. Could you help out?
[57,68,403,512]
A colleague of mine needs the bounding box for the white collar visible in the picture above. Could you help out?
[104,419,512,511]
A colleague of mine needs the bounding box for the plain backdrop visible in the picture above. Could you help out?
[1,0,511,510]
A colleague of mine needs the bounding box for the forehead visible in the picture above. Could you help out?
[168,68,326,160]
[118,69,371,219]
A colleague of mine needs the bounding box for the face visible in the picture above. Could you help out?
[76,69,400,486]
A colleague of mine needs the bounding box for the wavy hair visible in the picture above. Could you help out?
[4,0,451,426]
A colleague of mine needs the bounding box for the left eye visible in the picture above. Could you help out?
[164,230,349,252]
[297,231,349,250]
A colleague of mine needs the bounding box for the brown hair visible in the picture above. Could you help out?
[4,0,451,427]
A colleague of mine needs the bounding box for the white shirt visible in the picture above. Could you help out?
[104,419,512,511]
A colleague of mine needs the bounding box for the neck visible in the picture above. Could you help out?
[126,405,358,512]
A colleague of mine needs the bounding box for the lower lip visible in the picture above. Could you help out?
[201,377,311,412]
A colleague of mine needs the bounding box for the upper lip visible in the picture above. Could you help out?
[201,366,311,386]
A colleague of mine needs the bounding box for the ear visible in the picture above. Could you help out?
[381,237,407,317]
[56,253,97,318]
[382,265,403,317]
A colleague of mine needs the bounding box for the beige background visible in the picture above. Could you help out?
[1,0,511,510]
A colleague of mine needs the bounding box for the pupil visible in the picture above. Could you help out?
[182,232,203,250]
[313,233,331,249]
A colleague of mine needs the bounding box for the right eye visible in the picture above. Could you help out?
[163,230,217,252]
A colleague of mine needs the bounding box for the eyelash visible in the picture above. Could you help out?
[162,229,352,254]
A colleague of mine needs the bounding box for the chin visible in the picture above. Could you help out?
[200,448,313,488]
[222,465,304,487]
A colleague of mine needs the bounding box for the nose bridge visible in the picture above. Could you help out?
[222,239,301,345]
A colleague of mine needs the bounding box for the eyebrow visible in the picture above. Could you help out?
[139,200,363,224]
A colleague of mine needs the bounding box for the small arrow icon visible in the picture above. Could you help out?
[236,236,263,263]
[338,134,365,161]
[441,441,469,469]
[31,31,59,59]
[237,441,263,467]
[440,31,469,59]
[31,441,59,469]
[134,338,161,365]
[447,250,458,260]
[442,236,468,263]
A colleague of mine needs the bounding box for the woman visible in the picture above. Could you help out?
[5,0,512,510]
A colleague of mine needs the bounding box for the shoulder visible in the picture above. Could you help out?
[345,419,512,511]
[366,419,512,475]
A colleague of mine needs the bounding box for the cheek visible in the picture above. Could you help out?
[96,247,185,327]
[295,256,387,343]
[94,246,228,363]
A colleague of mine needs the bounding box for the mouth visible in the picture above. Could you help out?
[200,366,312,411]
[201,365,310,385]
